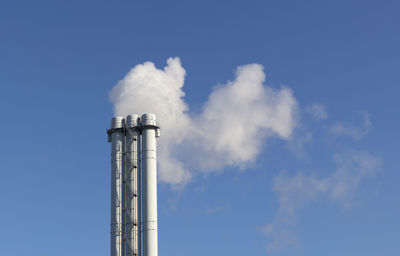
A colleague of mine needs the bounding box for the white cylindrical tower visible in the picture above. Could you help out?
[109,116,125,256]
[125,115,141,256]
[141,113,160,256]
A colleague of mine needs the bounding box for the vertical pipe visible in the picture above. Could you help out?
[126,115,140,256]
[110,117,125,256]
[138,132,142,256]
[122,131,126,256]
[141,113,159,256]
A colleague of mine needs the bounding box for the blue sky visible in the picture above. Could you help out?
[0,0,399,255]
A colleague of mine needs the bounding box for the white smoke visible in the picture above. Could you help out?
[330,112,371,140]
[264,150,382,252]
[109,57,298,187]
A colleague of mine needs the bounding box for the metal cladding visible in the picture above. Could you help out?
[111,116,125,129]
[108,114,160,256]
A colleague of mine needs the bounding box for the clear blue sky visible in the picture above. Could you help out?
[0,0,399,255]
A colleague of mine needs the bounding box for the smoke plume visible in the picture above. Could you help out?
[109,57,298,187]
[264,150,382,252]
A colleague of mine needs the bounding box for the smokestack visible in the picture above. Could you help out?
[108,113,160,256]
[109,116,125,256]
[125,115,141,256]
[141,114,160,256]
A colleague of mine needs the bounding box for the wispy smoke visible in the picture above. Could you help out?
[306,103,328,120]
[109,57,298,187]
[264,150,382,252]
[330,112,371,140]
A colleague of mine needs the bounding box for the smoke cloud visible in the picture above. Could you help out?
[264,150,382,252]
[109,57,298,187]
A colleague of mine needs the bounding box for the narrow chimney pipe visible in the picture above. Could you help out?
[110,116,125,256]
[125,115,141,256]
[141,113,159,256]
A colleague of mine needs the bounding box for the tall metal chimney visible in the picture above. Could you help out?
[141,114,160,256]
[125,115,141,256]
[108,113,160,256]
[109,116,125,256]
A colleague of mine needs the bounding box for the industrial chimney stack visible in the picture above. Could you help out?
[108,114,160,256]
